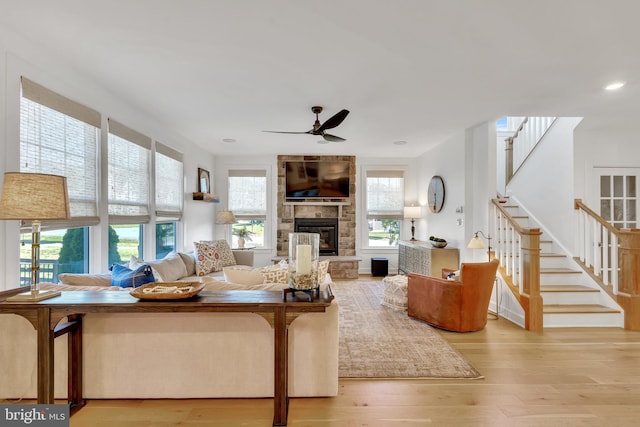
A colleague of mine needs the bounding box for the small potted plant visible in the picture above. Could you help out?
[233,227,254,249]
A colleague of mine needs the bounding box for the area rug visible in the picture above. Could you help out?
[332,279,483,379]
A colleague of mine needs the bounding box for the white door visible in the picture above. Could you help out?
[594,168,639,229]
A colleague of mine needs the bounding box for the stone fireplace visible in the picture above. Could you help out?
[276,155,359,279]
[295,217,339,256]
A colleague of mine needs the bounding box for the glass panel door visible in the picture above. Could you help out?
[597,170,638,229]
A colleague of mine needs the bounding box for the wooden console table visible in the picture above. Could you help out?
[0,287,334,427]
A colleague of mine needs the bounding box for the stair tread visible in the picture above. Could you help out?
[543,304,621,314]
[540,285,599,292]
[541,267,581,274]
[540,252,566,258]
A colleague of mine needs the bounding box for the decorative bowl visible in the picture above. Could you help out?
[430,241,448,248]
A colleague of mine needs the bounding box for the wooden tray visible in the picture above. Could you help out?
[130,281,205,300]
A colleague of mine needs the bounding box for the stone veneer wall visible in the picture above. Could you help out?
[276,155,358,279]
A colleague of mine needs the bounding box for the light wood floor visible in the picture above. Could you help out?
[65,279,640,427]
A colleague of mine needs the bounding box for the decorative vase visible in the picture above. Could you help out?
[238,237,245,249]
[288,232,320,291]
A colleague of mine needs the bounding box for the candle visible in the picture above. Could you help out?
[296,244,312,275]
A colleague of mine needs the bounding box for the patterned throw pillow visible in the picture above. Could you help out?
[262,264,289,284]
[318,259,330,283]
[199,240,236,268]
[194,240,237,276]
[110,264,155,288]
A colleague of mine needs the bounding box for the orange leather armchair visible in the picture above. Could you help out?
[407,259,499,332]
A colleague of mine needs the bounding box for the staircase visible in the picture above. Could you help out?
[496,200,623,328]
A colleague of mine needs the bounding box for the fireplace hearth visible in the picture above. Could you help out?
[294,218,339,256]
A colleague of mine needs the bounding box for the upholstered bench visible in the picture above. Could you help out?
[381,274,409,311]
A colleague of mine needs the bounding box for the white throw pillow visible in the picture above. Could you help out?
[223,265,265,285]
[130,251,188,282]
[58,273,112,287]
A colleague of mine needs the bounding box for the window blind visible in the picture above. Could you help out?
[366,170,404,219]
[228,169,267,219]
[107,119,151,224]
[155,142,184,219]
[19,77,100,229]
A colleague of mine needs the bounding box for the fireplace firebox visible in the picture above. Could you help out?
[294,218,339,256]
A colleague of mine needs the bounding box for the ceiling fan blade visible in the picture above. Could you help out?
[262,130,311,135]
[316,109,349,133]
[323,133,346,142]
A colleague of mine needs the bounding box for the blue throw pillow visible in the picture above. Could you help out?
[110,263,156,288]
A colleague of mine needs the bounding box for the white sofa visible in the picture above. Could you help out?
[0,250,339,400]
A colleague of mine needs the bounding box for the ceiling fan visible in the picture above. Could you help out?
[263,106,350,142]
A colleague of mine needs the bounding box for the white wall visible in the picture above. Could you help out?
[506,118,581,251]
[574,127,640,206]
[0,26,215,289]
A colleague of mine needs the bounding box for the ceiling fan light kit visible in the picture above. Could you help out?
[264,105,350,142]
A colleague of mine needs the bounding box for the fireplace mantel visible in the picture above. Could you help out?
[283,201,350,217]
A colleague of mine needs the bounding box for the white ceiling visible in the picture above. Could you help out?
[2,0,639,158]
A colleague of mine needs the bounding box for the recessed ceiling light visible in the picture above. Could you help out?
[222,138,236,143]
[393,140,407,145]
[604,82,625,91]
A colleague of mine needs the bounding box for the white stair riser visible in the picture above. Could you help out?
[541,292,604,305]
[540,273,584,285]
[544,312,624,328]
[540,257,571,269]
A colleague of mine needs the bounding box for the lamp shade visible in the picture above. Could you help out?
[215,210,236,224]
[403,206,421,219]
[467,236,486,249]
[0,172,70,220]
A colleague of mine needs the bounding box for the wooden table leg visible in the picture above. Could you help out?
[67,314,86,413]
[273,307,288,426]
[36,307,55,404]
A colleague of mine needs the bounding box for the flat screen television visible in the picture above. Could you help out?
[285,160,350,198]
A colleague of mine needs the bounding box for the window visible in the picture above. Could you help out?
[228,170,267,248]
[155,142,184,220]
[156,222,177,259]
[19,78,100,283]
[108,119,151,261]
[19,227,89,286]
[109,224,143,265]
[366,170,404,247]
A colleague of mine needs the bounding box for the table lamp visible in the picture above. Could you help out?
[0,172,71,301]
[404,206,421,241]
[215,210,236,244]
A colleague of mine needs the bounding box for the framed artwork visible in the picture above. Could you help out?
[198,168,210,193]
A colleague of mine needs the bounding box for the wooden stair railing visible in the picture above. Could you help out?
[492,199,543,331]
[575,199,640,330]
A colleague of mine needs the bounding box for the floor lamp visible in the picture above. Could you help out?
[467,230,499,318]
[0,172,71,301]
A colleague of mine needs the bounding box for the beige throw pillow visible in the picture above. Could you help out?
[130,251,188,282]
[178,251,197,276]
